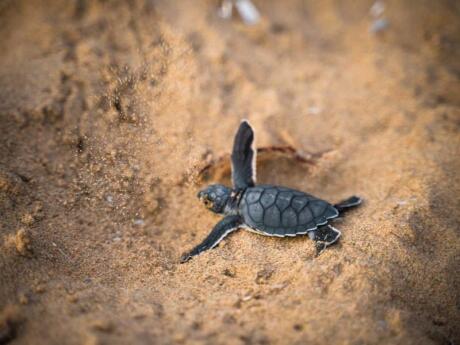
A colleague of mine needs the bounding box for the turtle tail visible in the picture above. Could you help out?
[334,196,362,214]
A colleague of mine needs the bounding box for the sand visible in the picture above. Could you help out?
[0,0,459,344]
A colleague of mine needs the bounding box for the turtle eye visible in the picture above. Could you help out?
[203,198,213,208]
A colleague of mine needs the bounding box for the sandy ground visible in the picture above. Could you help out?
[0,0,459,344]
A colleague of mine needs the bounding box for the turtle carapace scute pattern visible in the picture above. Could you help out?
[240,185,339,237]
[180,121,362,263]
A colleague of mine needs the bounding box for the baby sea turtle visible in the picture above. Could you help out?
[180,121,362,262]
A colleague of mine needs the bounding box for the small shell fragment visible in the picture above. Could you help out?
[235,0,260,25]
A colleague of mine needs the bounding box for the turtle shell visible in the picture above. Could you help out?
[239,185,339,237]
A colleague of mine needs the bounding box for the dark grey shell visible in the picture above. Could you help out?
[239,185,339,237]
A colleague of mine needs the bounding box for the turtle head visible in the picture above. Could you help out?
[197,184,231,214]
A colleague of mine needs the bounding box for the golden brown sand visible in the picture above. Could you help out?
[0,1,459,344]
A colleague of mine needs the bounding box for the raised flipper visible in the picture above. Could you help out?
[310,225,342,255]
[231,120,256,190]
[180,215,242,263]
[334,196,362,214]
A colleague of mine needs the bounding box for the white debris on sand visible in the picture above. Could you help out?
[218,0,260,25]
[369,1,389,34]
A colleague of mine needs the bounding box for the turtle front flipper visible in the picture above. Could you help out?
[180,215,242,263]
[231,120,256,190]
[312,225,342,255]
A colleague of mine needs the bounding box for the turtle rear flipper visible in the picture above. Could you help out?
[334,196,362,214]
[180,215,242,263]
[231,120,256,190]
[312,225,342,255]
